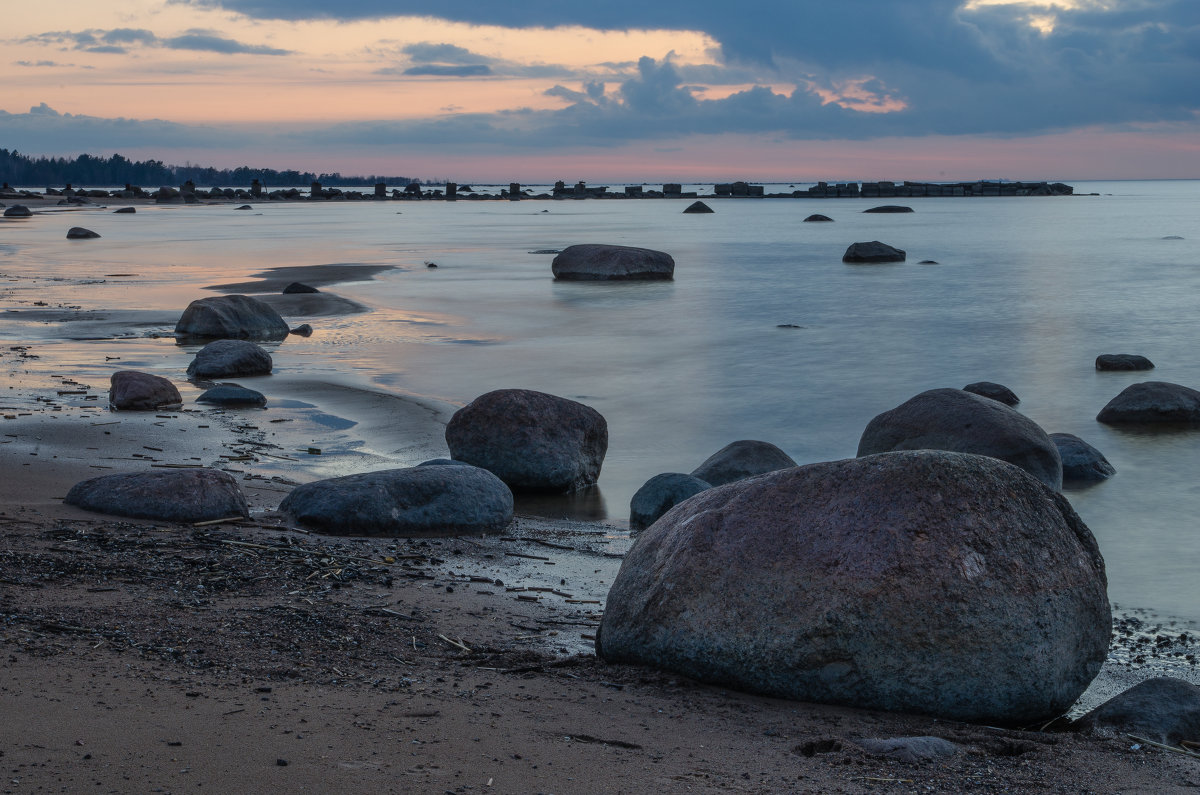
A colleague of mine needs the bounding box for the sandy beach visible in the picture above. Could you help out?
[3,197,1200,792]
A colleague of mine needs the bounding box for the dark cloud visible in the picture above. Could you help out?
[163,33,291,55]
[402,42,484,64]
[22,26,290,56]
[401,64,492,77]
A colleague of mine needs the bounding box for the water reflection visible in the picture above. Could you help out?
[514,485,608,522]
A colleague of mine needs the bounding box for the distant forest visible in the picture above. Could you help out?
[0,149,426,188]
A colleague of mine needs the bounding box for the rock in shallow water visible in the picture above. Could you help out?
[1097,381,1200,424]
[597,451,1110,725]
[187,339,273,379]
[1095,353,1154,371]
[629,472,711,531]
[109,370,182,411]
[690,440,796,487]
[1050,433,1115,483]
[551,244,674,281]
[196,385,267,407]
[66,226,100,239]
[962,381,1019,406]
[842,241,906,263]
[174,294,290,340]
[65,469,248,522]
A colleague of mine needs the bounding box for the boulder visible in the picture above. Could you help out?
[445,389,608,492]
[196,385,267,407]
[962,381,1020,406]
[1050,433,1115,483]
[690,440,797,487]
[109,371,182,411]
[597,451,1110,725]
[858,388,1062,490]
[65,469,248,522]
[551,244,674,281]
[863,205,914,213]
[186,339,273,379]
[174,294,290,340]
[279,465,513,536]
[842,241,906,263]
[803,214,833,222]
[282,282,319,294]
[113,207,136,214]
[1096,354,1154,371]
[682,201,714,214]
[1073,677,1200,746]
[629,473,711,531]
[1097,381,1200,425]
[66,226,100,239]
[290,324,313,337]
[3,205,32,218]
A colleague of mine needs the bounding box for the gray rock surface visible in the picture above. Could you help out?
[445,389,608,492]
[1096,381,1200,424]
[629,473,711,531]
[803,214,833,222]
[186,339,273,379]
[109,371,182,411]
[196,385,267,407]
[690,440,797,487]
[65,469,248,522]
[67,226,100,239]
[597,451,1110,725]
[857,388,1062,490]
[3,205,32,218]
[1095,354,1155,371]
[842,241,906,263]
[1050,433,1115,483]
[1073,677,1200,746]
[962,381,1020,406]
[552,244,675,281]
[279,465,513,536]
[682,201,713,214]
[174,294,290,340]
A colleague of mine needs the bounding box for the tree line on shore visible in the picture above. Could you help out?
[0,149,429,189]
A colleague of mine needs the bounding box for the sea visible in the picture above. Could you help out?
[3,179,1199,625]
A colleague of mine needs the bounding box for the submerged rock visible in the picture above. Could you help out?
[842,241,906,263]
[446,389,608,492]
[552,244,674,281]
[629,472,711,531]
[279,465,513,536]
[803,214,833,222]
[597,451,1110,725]
[186,339,273,379]
[863,205,914,213]
[65,469,249,522]
[1051,433,1115,483]
[109,371,182,411]
[175,294,290,340]
[858,387,1062,490]
[1097,381,1200,424]
[196,385,267,407]
[690,440,797,486]
[1095,353,1154,371]
[66,226,100,239]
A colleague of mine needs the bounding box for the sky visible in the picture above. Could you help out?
[2,0,1199,182]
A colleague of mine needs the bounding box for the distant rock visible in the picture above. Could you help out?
[858,387,1062,490]
[690,440,797,487]
[446,389,608,492]
[289,324,313,337]
[1097,381,1200,425]
[552,244,675,281]
[843,241,906,263]
[186,339,273,379]
[1050,433,1115,483]
[962,381,1020,406]
[1073,677,1200,746]
[597,451,1110,725]
[282,282,319,294]
[863,205,914,213]
[196,385,267,407]
[174,294,290,340]
[1095,354,1154,371]
[113,207,136,214]
[1162,235,1184,240]
[65,469,249,522]
[682,201,714,214]
[3,205,32,218]
[66,227,101,239]
[279,465,513,536]
[109,371,182,411]
[235,205,253,210]
[629,473,711,531]
[918,259,938,264]
[803,214,833,222]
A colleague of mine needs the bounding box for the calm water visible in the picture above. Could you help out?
[3,180,1199,622]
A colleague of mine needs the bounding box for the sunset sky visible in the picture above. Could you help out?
[3,0,1199,182]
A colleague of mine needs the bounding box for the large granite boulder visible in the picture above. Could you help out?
[1073,677,1200,746]
[597,451,1110,725]
[279,465,513,536]
[551,244,674,281]
[1096,381,1200,425]
[174,294,290,340]
[962,381,1019,406]
[857,388,1062,490]
[690,440,797,487]
[65,469,248,522]
[842,241,906,263]
[1096,354,1154,371]
[629,473,711,531]
[109,371,182,411]
[1050,433,1115,483]
[445,389,608,492]
[186,339,272,379]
